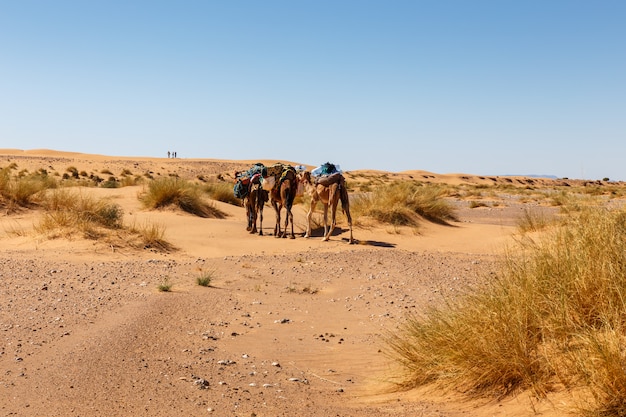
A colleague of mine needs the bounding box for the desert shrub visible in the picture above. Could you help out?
[139,177,227,218]
[517,207,550,233]
[468,200,488,209]
[351,182,457,227]
[157,276,172,292]
[0,166,56,209]
[387,206,626,414]
[66,166,79,178]
[89,174,104,185]
[36,188,123,238]
[128,220,173,251]
[118,175,138,187]
[203,181,241,206]
[100,176,119,188]
[196,270,214,287]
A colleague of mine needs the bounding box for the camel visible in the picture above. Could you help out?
[234,164,268,235]
[244,177,269,235]
[299,170,354,244]
[268,165,298,239]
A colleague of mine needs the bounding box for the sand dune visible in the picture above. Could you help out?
[0,149,585,416]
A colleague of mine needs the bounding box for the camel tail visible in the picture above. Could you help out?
[339,182,349,213]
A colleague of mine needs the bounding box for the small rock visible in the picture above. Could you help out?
[193,378,209,389]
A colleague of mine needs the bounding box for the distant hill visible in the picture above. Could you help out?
[502,174,559,179]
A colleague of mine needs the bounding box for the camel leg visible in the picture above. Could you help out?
[322,204,330,241]
[282,207,291,238]
[305,196,317,238]
[272,201,281,238]
[250,215,257,234]
[258,203,264,236]
[328,199,338,240]
[250,194,258,234]
[340,185,354,244]
[345,205,354,244]
[245,197,253,231]
[285,208,294,239]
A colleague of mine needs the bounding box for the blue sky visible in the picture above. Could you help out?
[1,1,625,180]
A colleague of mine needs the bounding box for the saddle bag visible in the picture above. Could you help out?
[233,179,248,199]
[261,175,275,191]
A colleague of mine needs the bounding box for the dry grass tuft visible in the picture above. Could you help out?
[157,276,172,292]
[139,177,227,218]
[0,166,56,210]
[35,189,174,252]
[517,207,551,233]
[36,189,124,239]
[351,182,457,227]
[386,206,626,414]
[128,220,174,252]
[203,181,241,206]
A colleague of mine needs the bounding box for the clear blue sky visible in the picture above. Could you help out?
[1,1,625,180]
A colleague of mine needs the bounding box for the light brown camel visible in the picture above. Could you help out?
[268,165,298,239]
[299,170,354,244]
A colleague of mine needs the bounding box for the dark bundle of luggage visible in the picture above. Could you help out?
[311,162,343,186]
[234,162,296,198]
[233,163,266,199]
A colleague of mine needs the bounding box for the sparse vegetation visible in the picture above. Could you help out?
[196,270,214,287]
[351,182,457,227]
[387,205,626,415]
[517,207,551,233]
[100,176,119,188]
[66,166,79,178]
[468,200,488,208]
[36,189,124,238]
[139,177,227,218]
[157,276,172,292]
[31,188,173,251]
[0,166,56,209]
[203,181,241,206]
[128,220,173,251]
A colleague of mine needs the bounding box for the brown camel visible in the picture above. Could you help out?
[244,178,269,235]
[299,170,354,244]
[268,165,298,239]
[234,165,268,236]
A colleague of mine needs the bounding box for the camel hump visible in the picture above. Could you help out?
[315,172,343,186]
[265,163,284,178]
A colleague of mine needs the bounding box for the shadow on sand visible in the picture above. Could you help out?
[307,227,396,247]
[352,239,396,248]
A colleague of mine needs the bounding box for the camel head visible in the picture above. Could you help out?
[298,170,313,185]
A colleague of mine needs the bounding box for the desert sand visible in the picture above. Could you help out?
[0,149,580,416]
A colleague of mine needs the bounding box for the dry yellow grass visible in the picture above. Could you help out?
[386,204,626,415]
[138,177,227,218]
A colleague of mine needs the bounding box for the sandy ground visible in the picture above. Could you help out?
[0,150,574,416]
